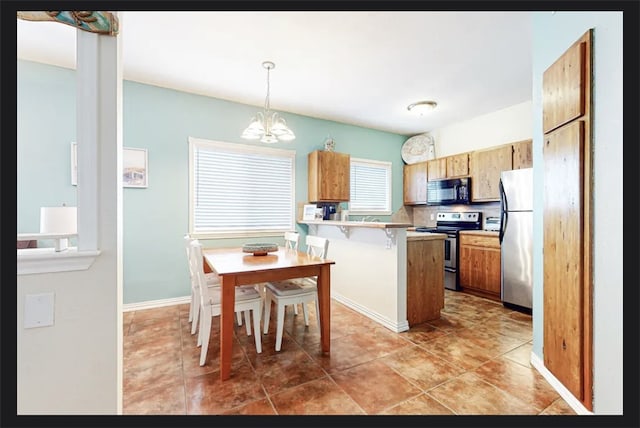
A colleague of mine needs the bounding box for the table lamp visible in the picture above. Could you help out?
[40,206,77,251]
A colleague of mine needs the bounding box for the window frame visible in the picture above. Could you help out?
[348,157,393,216]
[188,136,296,239]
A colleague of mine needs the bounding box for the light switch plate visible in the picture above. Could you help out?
[24,292,55,328]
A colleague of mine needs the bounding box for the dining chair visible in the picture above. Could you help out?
[253,231,300,304]
[263,234,329,351]
[184,234,242,335]
[190,240,263,365]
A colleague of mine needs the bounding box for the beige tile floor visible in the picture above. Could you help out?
[123,289,577,416]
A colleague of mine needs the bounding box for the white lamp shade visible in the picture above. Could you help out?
[40,206,77,234]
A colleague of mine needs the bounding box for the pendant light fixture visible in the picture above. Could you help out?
[241,61,295,143]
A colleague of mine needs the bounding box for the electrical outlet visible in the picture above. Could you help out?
[430,213,435,221]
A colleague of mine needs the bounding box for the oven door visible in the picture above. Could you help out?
[443,234,459,290]
[443,235,456,269]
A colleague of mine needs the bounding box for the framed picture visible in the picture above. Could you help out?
[71,144,148,188]
[71,142,78,185]
[302,204,318,221]
[123,148,148,188]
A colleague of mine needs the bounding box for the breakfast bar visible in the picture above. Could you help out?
[299,220,446,332]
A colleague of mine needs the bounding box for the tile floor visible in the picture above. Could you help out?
[122,289,576,416]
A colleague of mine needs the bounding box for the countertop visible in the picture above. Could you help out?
[298,220,412,229]
[406,231,447,241]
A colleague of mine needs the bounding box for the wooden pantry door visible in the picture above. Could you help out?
[542,29,593,410]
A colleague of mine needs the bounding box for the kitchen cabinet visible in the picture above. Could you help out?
[427,158,447,181]
[403,162,428,205]
[458,231,501,301]
[542,29,592,410]
[427,153,469,181]
[406,236,445,325]
[446,153,470,178]
[512,139,533,169]
[470,144,513,202]
[308,150,350,203]
[469,139,533,202]
[542,35,586,134]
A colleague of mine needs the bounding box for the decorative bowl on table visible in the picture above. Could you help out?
[242,243,278,256]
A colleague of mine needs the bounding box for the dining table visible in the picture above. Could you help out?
[202,246,335,380]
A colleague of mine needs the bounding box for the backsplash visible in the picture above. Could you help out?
[408,202,501,229]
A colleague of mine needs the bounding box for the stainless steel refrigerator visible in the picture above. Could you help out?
[499,167,533,310]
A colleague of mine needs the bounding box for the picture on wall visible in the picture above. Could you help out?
[71,143,149,188]
[122,148,148,188]
[70,142,78,186]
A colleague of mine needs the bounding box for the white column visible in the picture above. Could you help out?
[75,13,123,413]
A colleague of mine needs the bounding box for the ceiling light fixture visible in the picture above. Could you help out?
[241,61,295,144]
[407,100,438,115]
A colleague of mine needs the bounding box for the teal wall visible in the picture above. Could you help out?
[17,59,407,304]
[17,61,77,235]
[532,12,623,413]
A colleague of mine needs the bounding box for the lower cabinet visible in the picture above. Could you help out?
[458,232,501,301]
[406,238,445,325]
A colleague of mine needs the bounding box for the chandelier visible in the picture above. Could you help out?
[241,61,295,143]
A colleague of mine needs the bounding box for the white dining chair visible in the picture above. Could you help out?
[190,240,263,365]
[263,234,328,351]
[252,231,300,303]
[184,234,243,335]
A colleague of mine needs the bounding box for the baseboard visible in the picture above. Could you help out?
[530,352,593,415]
[123,295,191,312]
[331,292,409,333]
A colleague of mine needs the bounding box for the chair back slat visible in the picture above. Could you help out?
[284,231,300,251]
[305,235,328,258]
[189,240,210,304]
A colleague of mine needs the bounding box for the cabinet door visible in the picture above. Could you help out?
[543,120,585,401]
[543,30,592,410]
[543,39,586,134]
[446,153,469,178]
[308,151,350,202]
[470,145,513,202]
[403,162,427,205]
[427,158,447,181]
[458,234,501,300]
[407,239,444,325]
[513,139,533,170]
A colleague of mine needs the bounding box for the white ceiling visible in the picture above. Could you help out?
[17,11,533,137]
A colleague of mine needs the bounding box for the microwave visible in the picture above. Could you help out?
[427,177,471,205]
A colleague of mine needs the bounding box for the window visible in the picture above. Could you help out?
[188,137,295,238]
[349,158,392,215]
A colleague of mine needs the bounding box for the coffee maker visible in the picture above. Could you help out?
[320,203,337,220]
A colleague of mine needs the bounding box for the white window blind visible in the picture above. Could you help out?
[188,137,295,237]
[349,158,392,215]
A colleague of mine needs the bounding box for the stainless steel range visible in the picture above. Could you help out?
[415,211,482,291]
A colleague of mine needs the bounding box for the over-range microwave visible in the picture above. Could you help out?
[426,177,471,205]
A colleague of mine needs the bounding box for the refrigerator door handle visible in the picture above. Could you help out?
[499,178,507,244]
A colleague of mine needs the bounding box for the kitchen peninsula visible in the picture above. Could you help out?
[299,220,446,332]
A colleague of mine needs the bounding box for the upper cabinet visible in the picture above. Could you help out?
[402,139,533,206]
[542,39,586,134]
[470,144,513,202]
[446,153,470,178]
[427,153,469,181]
[512,139,533,170]
[403,162,428,205]
[427,158,447,181]
[308,150,350,203]
[470,139,533,202]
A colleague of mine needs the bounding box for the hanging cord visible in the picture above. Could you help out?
[264,64,271,113]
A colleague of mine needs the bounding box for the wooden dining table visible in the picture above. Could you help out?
[202,246,335,380]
